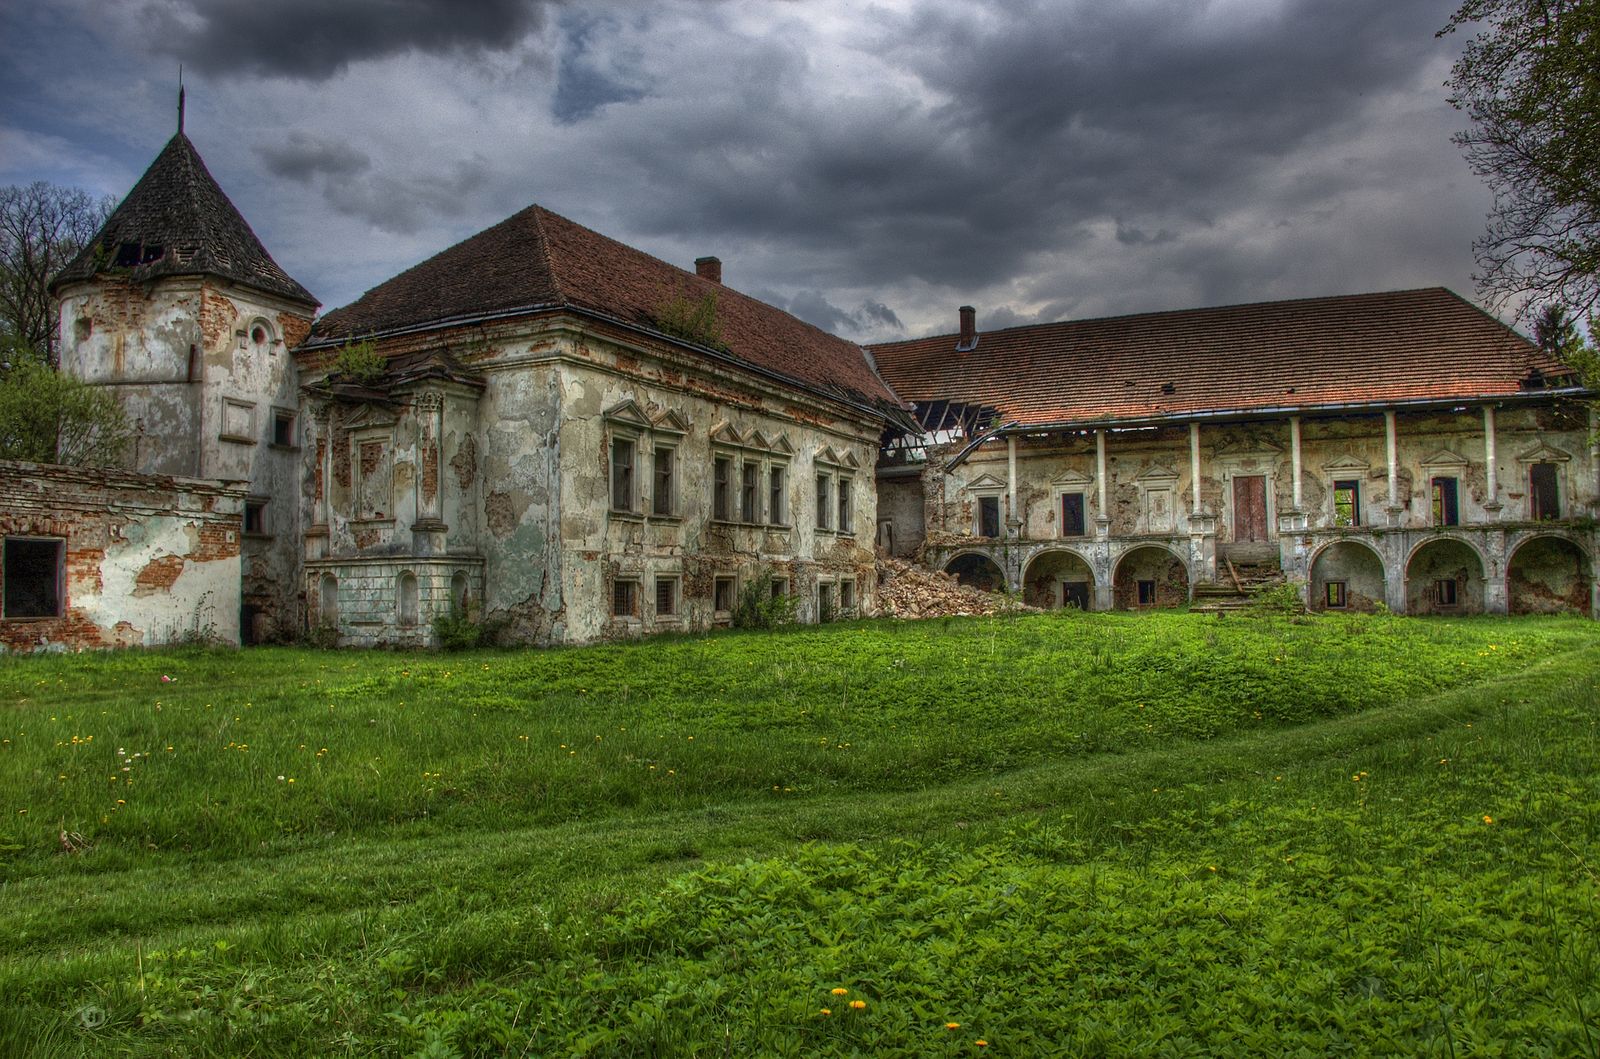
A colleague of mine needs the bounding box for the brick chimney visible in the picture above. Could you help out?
[695,256,722,284]
[956,305,977,352]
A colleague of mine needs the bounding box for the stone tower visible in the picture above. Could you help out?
[50,105,320,642]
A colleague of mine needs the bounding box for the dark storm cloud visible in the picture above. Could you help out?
[140,0,554,80]
[761,289,907,341]
[553,11,648,124]
[599,0,1466,325]
[255,133,371,182]
[323,157,492,234]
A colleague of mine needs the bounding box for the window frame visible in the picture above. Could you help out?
[1430,476,1460,527]
[270,408,297,449]
[1433,577,1459,607]
[740,459,761,524]
[611,577,641,620]
[1059,491,1087,537]
[836,477,854,536]
[652,442,677,517]
[242,497,270,537]
[1530,462,1561,520]
[712,453,735,523]
[839,578,856,616]
[654,575,680,622]
[713,575,737,618]
[610,435,638,515]
[976,495,1001,539]
[1331,479,1361,528]
[1325,580,1348,609]
[2,536,66,619]
[1136,579,1157,607]
[768,463,789,527]
[815,471,833,532]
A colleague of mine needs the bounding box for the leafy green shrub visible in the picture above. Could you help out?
[733,576,796,629]
[1249,579,1307,618]
[432,607,508,651]
[331,340,385,383]
[0,360,129,465]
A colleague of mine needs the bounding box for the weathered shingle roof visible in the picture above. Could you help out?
[308,205,899,411]
[870,288,1565,427]
[51,133,318,308]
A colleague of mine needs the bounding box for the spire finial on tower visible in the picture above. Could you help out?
[178,65,185,134]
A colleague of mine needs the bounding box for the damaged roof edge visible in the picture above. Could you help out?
[960,387,1595,440]
[298,302,910,425]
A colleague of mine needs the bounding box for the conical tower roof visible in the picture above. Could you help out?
[51,132,317,308]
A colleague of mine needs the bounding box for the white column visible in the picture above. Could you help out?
[1482,405,1498,513]
[1289,415,1303,510]
[1384,410,1399,521]
[1096,429,1108,515]
[1189,422,1202,513]
[1006,434,1018,535]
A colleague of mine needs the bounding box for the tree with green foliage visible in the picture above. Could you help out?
[1440,1,1600,319]
[0,359,130,466]
[0,182,115,367]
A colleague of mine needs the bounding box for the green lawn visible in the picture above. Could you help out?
[1,611,1597,1056]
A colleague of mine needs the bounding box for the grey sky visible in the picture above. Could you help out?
[0,0,1490,341]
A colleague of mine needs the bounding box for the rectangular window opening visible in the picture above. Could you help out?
[655,577,678,618]
[3,537,65,619]
[818,582,836,623]
[1431,476,1459,527]
[839,579,856,615]
[1061,492,1086,536]
[978,496,1000,538]
[1433,578,1458,606]
[610,437,635,513]
[713,456,732,521]
[611,579,639,618]
[271,410,295,448]
[768,466,786,525]
[837,478,853,534]
[653,446,675,516]
[741,461,760,523]
[1530,462,1560,520]
[1332,480,1360,527]
[1136,579,1157,606]
[815,473,832,530]
[243,499,268,536]
[713,576,736,614]
[1325,581,1348,608]
[770,578,788,601]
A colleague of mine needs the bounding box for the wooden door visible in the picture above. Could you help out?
[1233,475,1268,541]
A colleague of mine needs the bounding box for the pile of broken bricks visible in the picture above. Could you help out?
[875,556,1035,619]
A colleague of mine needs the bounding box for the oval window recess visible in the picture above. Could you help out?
[250,323,270,347]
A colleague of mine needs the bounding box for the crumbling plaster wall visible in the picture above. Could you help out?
[553,329,880,643]
[58,276,313,638]
[0,461,242,650]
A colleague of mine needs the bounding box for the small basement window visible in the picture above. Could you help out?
[3,537,65,618]
[1325,581,1348,608]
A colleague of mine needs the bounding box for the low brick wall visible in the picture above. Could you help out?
[0,460,245,651]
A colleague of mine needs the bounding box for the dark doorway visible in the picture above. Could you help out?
[1530,463,1560,520]
[1232,475,1268,541]
[1062,581,1090,609]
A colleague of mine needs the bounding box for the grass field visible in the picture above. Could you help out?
[1,610,1597,1056]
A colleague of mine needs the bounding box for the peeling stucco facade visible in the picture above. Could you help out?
[886,401,1600,616]
[300,316,882,647]
[0,461,243,650]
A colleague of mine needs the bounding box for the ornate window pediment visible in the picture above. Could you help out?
[710,422,743,446]
[1515,442,1571,463]
[1321,453,1370,475]
[651,408,690,434]
[1051,468,1094,487]
[1134,464,1180,483]
[1420,447,1470,469]
[966,472,1007,492]
[603,399,651,430]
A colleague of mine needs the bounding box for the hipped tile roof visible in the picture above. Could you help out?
[309,205,899,411]
[870,288,1563,428]
[51,133,317,308]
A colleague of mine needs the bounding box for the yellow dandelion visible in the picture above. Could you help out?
[819,1008,831,1016]
[976,1041,988,1048]
[946,1022,961,1030]
[831,987,849,996]
[1483,814,1495,825]
[849,999,866,1010]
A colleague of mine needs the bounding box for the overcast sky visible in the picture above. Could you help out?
[0,0,1492,342]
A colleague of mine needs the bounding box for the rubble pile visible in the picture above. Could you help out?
[876,556,1033,619]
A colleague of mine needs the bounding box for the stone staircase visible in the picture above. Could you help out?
[1191,557,1291,613]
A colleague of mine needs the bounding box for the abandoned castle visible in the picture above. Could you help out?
[1,124,1596,650]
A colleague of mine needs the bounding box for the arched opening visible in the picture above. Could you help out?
[397,571,419,626]
[1112,546,1188,609]
[1405,539,1484,615]
[1310,541,1386,612]
[945,552,1006,591]
[450,571,470,613]
[1023,549,1095,609]
[318,573,339,628]
[1508,536,1591,615]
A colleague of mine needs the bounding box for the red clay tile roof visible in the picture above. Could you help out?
[308,205,899,411]
[870,288,1565,427]
[52,133,317,308]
